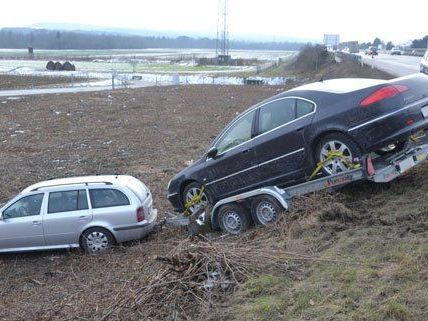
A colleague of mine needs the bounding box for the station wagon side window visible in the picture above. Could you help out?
[215,110,255,154]
[258,98,296,134]
[48,190,88,214]
[296,99,315,118]
[89,189,130,209]
[3,194,44,219]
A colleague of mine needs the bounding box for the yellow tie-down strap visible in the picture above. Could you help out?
[184,185,205,217]
[308,151,361,181]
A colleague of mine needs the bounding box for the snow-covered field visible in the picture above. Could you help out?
[0,49,295,90]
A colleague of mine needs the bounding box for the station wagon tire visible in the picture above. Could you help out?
[251,195,282,226]
[218,203,250,235]
[81,228,114,254]
[183,182,209,214]
[315,133,362,176]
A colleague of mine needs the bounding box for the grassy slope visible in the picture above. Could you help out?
[226,53,427,321]
[230,176,428,321]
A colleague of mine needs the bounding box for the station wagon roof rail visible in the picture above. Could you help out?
[31,181,113,191]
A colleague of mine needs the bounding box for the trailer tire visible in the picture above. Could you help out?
[251,195,283,226]
[218,203,250,235]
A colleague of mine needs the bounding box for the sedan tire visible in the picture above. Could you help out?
[81,227,114,254]
[315,133,362,176]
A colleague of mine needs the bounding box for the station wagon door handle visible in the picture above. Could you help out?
[79,215,89,221]
[32,221,41,226]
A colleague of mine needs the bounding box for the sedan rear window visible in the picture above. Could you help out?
[89,189,130,209]
[259,98,295,133]
[296,99,315,118]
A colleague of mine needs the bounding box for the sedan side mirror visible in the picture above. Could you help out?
[207,147,218,159]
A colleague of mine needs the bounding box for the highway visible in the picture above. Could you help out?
[359,53,422,77]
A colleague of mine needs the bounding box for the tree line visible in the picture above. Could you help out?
[0,28,304,51]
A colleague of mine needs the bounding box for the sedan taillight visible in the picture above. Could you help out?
[360,85,409,107]
[137,207,145,222]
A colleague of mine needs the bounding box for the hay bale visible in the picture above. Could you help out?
[62,61,76,71]
[54,62,63,71]
[46,61,55,70]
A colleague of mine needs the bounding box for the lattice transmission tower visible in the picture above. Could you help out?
[216,0,231,64]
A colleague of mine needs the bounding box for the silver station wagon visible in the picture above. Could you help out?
[0,175,157,254]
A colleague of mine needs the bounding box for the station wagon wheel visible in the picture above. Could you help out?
[251,196,282,226]
[183,182,208,214]
[218,203,250,235]
[81,228,114,254]
[316,133,362,176]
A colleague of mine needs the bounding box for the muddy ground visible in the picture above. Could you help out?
[0,64,427,321]
[0,84,286,320]
[0,74,87,90]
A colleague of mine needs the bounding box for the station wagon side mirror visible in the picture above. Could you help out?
[207,147,218,159]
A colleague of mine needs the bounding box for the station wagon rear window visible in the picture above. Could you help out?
[48,190,88,213]
[89,189,130,208]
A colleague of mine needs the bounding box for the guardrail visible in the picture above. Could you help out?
[335,51,361,63]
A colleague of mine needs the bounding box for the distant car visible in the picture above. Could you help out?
[421,50,428,75]
[367,46,378,56]
[168,75,428,227]
[390,47,402,55]
[0,175,157,254]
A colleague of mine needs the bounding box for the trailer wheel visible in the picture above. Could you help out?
[218,203,250,235]
[251,195,282,226]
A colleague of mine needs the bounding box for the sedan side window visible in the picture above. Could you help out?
[296,99,315,118]
[259,99,296,134]
[3,194,44,219]
[48,190,89,214]
[216,110,255,154]
[89,189,130,209]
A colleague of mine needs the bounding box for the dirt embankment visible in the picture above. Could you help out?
[262,44,393,80]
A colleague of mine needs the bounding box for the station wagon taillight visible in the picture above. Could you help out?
[360,85,409,107]
[137,207,145,222]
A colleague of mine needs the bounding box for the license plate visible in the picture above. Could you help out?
[421,106,428,118]
[397,157,415,173]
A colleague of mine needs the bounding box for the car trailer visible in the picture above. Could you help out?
[166,135,428,235]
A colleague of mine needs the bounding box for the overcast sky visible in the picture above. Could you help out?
[0,0,426,44]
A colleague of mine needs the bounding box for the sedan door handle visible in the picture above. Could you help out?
[32,221,41,226]
[242,148,251,154]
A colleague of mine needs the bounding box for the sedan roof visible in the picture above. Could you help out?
[288,78,385,94]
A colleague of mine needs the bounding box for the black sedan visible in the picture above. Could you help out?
[168,74,428,214]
